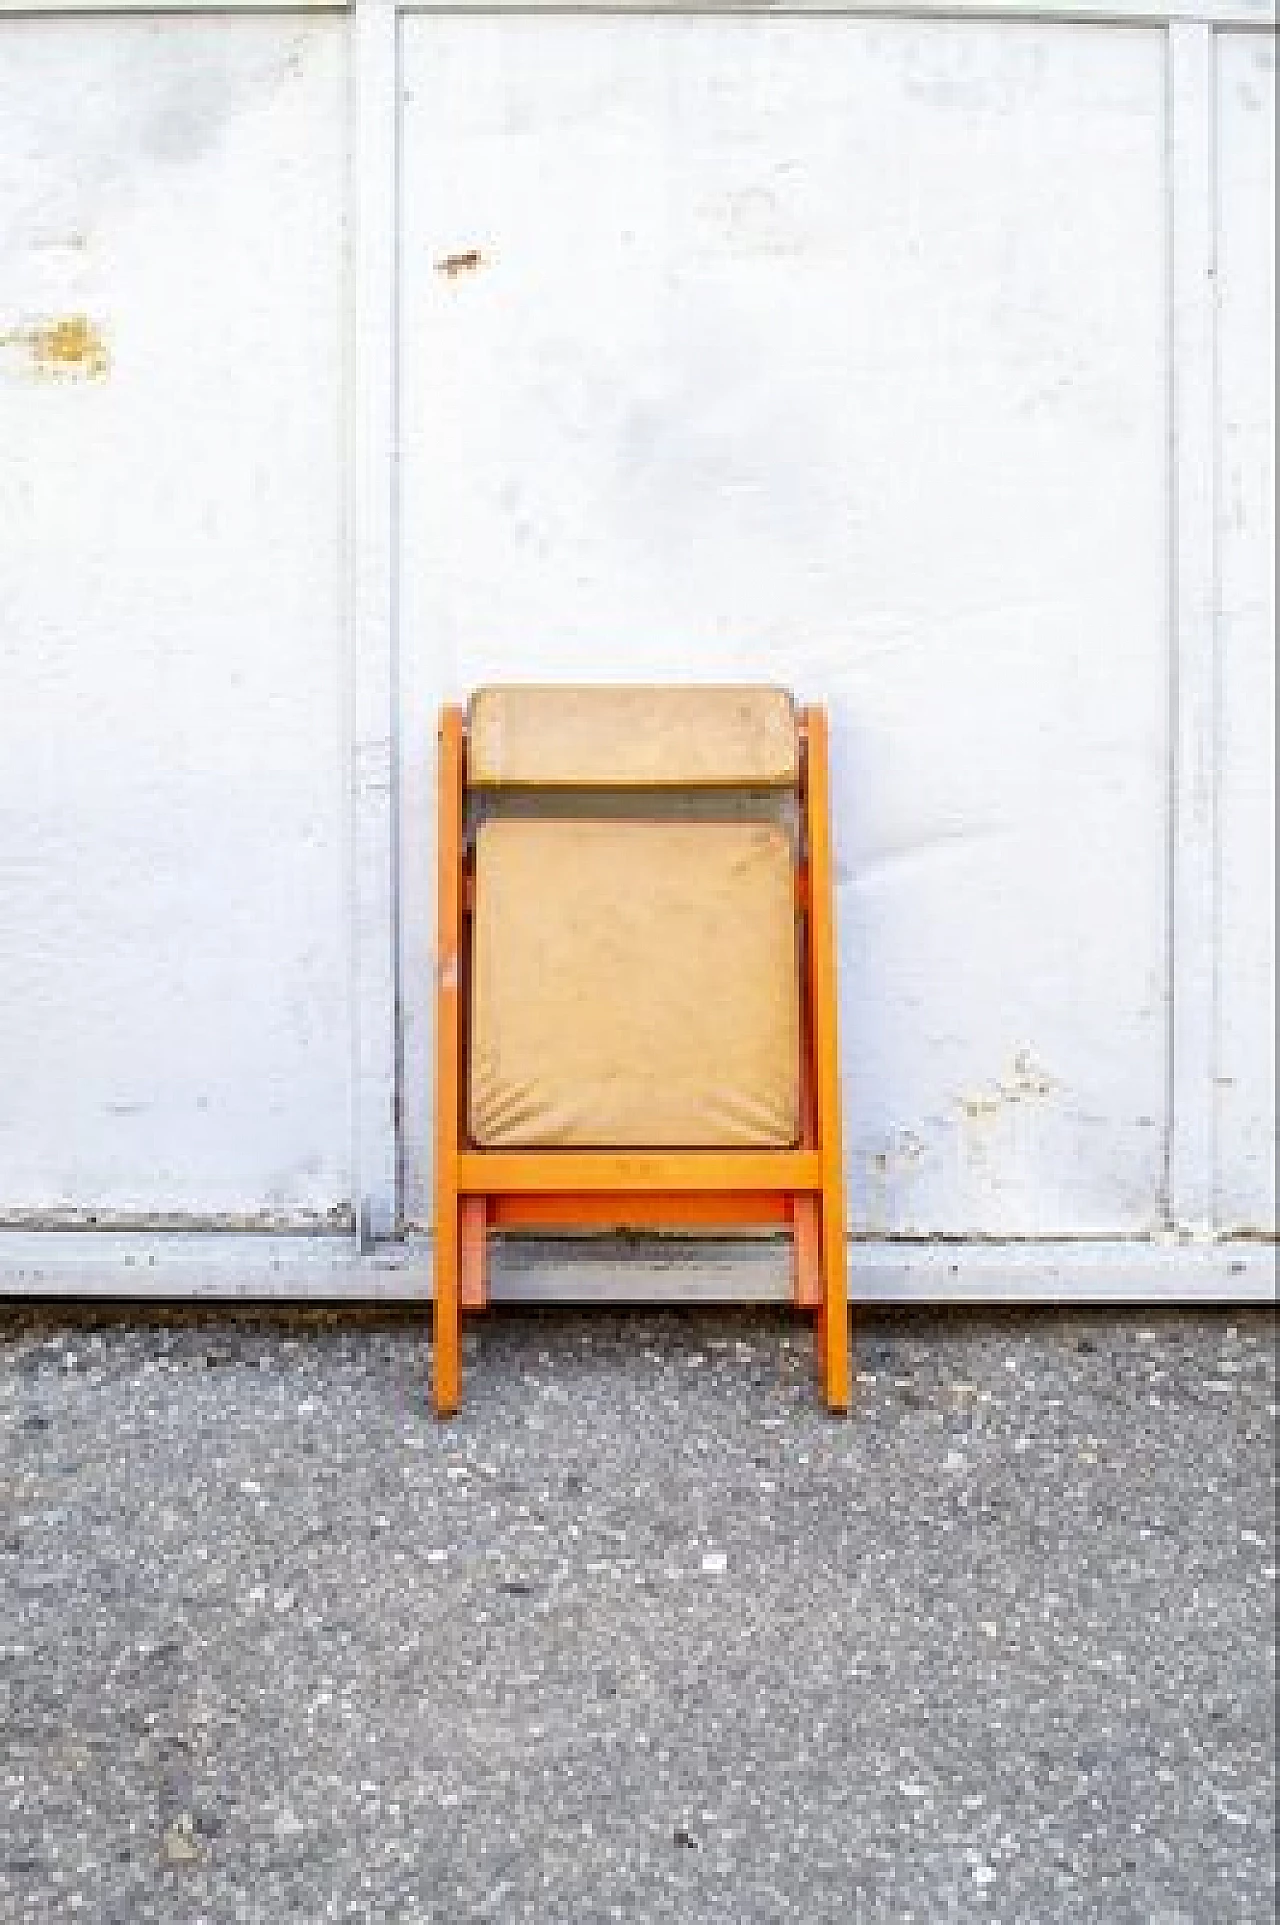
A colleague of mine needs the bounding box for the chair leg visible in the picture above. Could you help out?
[821,1192,850,1413]
[434,703,466,1418]
[792,1195,822,1309]
[460,1195,488,1310]
[433,1199,461,1418]
[793,1195,828,1391]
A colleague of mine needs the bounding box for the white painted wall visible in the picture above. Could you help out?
[0,21,351,1223]
[399,16,1172,1234]
[0,1,1274,1271]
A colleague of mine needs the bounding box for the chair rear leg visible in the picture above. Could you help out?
[821,1193,850,1413]
[792,1194,826,1388]
[433,1198,461,1417]
[460,1195,488,1311]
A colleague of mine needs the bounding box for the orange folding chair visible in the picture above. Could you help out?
[433,687,849,1415]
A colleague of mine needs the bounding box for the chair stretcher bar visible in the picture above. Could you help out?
[488,1192,796,1231]
[456,1151,822,1194]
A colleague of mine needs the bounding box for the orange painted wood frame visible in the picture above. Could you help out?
[432,700,850,1417]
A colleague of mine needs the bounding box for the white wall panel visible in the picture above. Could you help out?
[1215,31,1276,1230]
[0,22,350,1221]
[0,7,1270,1275]
[399,16,1171,1233]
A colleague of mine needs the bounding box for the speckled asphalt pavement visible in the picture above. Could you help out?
[3,1298,1275,1925]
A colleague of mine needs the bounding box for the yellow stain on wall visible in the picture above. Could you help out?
[0,315,110,380]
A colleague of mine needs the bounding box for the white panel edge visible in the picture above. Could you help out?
[349,0,401,1241]
[393,2,1277,23]
[0,2,1274,23]
[0,0,347,9]
[1167,21,1220,1231]
[3,1232,1273,1302]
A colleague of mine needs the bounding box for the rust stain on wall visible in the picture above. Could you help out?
[435,249,486,279]
[1,315,110,380]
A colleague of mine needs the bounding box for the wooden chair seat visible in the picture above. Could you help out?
[469,818,801,1150]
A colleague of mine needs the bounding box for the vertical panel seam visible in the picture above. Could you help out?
[1166,19,1219,1231]
[1208,22,1222,1228]
[350,0,401,1243]
[392,9,406,1227]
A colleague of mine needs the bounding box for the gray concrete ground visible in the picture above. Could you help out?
[2,1297,1275,1925]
